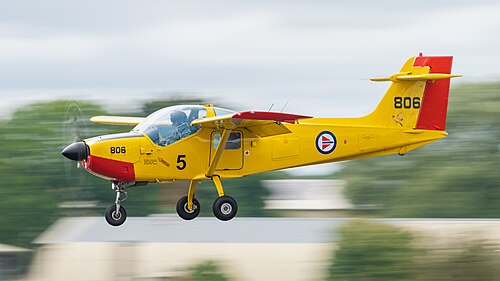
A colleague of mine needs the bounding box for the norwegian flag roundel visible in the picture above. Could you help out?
[315,131,337,154]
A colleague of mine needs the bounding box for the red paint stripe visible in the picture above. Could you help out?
[84,155,135,182]
[414,56,453,130]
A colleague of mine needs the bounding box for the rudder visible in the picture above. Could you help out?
[414,56,453,130]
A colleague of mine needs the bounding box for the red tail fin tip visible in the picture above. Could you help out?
[414,56,453,130]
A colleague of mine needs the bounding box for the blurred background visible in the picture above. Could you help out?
[1,0,500,280]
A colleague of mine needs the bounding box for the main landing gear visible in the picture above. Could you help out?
[176,176,238,221]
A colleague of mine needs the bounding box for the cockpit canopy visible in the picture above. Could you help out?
[132,105,235,146]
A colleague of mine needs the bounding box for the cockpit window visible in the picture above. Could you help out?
[132,105,206,146]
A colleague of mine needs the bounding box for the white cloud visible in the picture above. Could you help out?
[0,33,108,62]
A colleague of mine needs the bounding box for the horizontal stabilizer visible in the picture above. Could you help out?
[371,73,462,82]
[90,116,145,125]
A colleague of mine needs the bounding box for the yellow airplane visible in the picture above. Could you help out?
[62,54,461,226]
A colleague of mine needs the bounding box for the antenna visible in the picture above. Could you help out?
[280,100,289,112]
[268,103,275,111]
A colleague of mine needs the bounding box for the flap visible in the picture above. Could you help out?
[90,116,146,125]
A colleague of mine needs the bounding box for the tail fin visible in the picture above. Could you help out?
[366,55,461,130]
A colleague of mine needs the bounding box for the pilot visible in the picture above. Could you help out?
[166,110,192,144]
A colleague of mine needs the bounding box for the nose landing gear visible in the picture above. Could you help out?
[104,182,132,226]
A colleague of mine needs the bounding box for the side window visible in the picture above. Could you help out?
[187,109,206,135]
[213,132,241,150]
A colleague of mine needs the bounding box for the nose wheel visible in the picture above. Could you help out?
[105,204,127,226]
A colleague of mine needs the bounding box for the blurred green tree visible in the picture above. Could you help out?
[186,260,232,281]
[416,240,500,281]
[328,220,417,281]
[341,82,500,217]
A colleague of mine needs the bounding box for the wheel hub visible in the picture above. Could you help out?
[112,211,122,220]
[184,203,197,214]
[221,203,232,215]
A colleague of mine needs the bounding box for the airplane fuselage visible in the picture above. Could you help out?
[83,119,446,183]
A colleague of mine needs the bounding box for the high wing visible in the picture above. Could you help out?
[90,116,146,125]
[191,111,312,137]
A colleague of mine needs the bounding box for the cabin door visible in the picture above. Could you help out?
[210,131,243,170]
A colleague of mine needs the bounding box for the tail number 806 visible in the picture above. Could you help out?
[394,97,421,109]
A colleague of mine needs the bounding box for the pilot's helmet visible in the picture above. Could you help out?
[170,110,187,124]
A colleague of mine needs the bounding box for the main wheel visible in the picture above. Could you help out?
[176,196,201,220]
[213,196,238,221]
[105,204,127,226]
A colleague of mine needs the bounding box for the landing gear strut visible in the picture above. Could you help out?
[176,180,201,220]
[211,176,237,221]
[104,182,131,226]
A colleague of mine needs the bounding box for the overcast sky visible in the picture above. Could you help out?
[1,0,499,118]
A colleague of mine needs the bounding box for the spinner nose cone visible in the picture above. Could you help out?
[62,142,89,161]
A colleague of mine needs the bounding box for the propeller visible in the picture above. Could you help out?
[62,102,93,201]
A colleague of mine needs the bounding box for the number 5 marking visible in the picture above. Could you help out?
[176,155,186,170]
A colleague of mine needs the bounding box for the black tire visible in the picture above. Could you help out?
[176,196,201,220]
[213,196,238,221]
[105,204,127,226]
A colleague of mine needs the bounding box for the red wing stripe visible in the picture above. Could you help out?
[232,111,312,123]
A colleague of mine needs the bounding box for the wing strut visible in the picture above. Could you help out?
[206,128,233,177]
